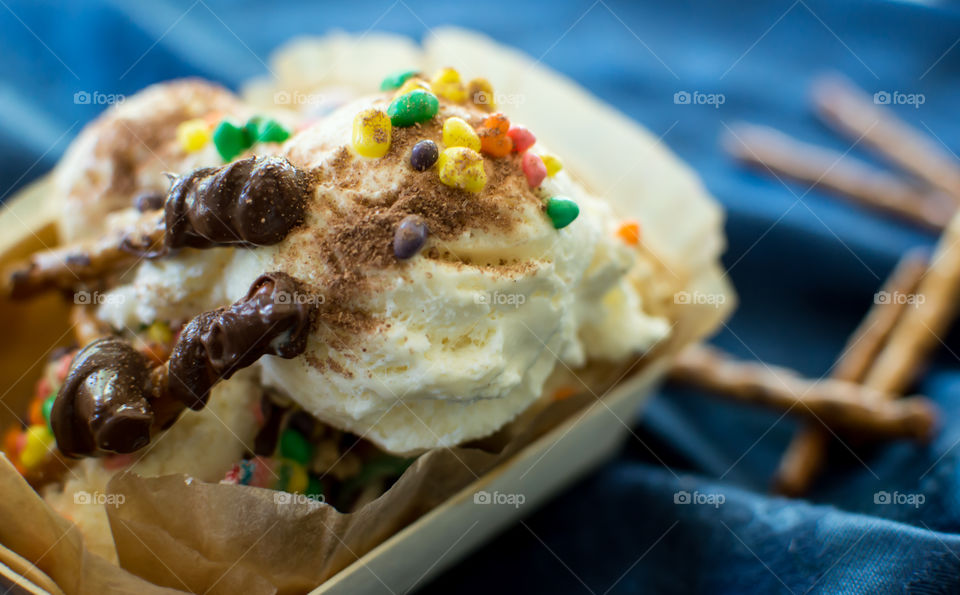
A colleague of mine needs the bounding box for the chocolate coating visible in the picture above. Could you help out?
[166,271,315,410]
[133,190,165,212]
[51,337,154,458]
[164,156,311,251]
[393,215,429,259]
[410,139,439,171]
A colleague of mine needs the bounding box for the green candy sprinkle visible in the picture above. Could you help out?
[246,116,291,144]
[212,120,253,161]
[42,391,57,430]
[387,89,439,127]
[546,197,579,229]
[380,69,420,91]
[279,428,313,465]
[306,476,324,498]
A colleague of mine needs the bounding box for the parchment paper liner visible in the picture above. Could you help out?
[0,28,733,594]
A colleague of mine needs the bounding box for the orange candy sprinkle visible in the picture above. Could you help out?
[28,397,45,426]
[2,426,21,456]
[617,220,641,245]
[552,386,579,401]
[481,113,510,136]
[478,113,513,157]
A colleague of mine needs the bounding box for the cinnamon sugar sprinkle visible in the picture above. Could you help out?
[283,101,546,366]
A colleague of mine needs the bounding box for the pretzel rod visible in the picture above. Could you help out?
[864,214,960,393]
[774,249,929,495]
[780,217,960,490]
[52,272,315,458]
[671,344,938,441]
[2,210,164,299]
[813,76,960,202]
[724,124,955,230]
[2,156,311,300]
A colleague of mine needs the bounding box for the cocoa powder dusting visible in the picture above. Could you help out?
[286,101,545,369]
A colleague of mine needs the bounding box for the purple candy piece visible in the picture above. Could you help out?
[394,215,429,259]
[410,139,439,171]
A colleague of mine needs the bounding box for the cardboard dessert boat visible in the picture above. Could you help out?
[0,29,733,594]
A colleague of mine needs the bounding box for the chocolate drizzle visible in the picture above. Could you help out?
[52,337,154,458]
[166,271,315,410]
[164,156,311,251]
[50,272,316,458]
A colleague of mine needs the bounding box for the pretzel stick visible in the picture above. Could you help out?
[724,124,955,230]
[2,156,312,300]
[2,210,163,299]
[774,249,929,495]
[864,214,960,393]
[813,76,960,201]
[670,344,938,441]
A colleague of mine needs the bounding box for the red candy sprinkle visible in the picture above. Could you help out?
[507,125,536,153]
[522,152,547,187]
[55,355,73,382]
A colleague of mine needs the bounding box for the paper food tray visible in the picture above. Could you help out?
[0,27,733,594]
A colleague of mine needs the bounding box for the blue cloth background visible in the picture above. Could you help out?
[2,0,960,592]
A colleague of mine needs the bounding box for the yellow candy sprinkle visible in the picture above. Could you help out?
[437,147,487,193]
[430,67,467,103]
[286,461,310,494]
[442,117,481,152]
[467,78,496,111]
[541,153,563,177]
[352,108,392,158]
[393,78,431,98]
[176,118,211,153]
[431,67,461,85]
[146,320,173,345]
[20,425,54,469]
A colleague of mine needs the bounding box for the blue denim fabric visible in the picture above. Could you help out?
[1,1,958,592]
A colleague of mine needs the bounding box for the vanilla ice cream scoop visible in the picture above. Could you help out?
[93,88,670,454]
